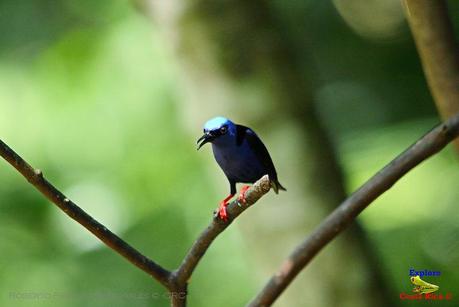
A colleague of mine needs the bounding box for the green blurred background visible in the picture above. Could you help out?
[0,0,458,306]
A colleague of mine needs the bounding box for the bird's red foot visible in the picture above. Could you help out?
[237,185,251,206]
[216,194,234,221]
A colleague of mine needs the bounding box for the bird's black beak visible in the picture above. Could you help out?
[197,133,214,150]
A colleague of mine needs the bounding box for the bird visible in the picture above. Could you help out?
[197,116,286,221]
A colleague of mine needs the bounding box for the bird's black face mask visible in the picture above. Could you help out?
[197,132,215,150]
[197,125,229,150]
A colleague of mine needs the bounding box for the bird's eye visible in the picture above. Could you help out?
[220,126,227,134]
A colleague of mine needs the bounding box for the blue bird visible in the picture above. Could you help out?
[197,116,286,220]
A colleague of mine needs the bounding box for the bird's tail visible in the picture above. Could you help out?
[271,180,287,194]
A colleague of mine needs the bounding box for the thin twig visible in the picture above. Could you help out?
[174,175,271,285]
[167,175,271,306]
[248,113,459,306]
[0,139,172,288]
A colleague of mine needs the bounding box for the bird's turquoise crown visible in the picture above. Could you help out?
[203,116,232,131]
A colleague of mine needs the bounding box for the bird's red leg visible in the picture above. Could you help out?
[217,194,234,221]
[237,185,251,206]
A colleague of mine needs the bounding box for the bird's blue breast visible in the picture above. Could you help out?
[212,139,265,183]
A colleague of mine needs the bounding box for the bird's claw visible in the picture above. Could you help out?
[237,185,251,206]
[217,203,228,221]
[216,195,233,221]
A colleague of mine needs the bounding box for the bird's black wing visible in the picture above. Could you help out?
[236,124,286,193]
[236,124,277,180]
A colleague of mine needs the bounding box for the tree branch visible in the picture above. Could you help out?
[404,0,459,150]
[249,112,459,306]
[0,139,172,287]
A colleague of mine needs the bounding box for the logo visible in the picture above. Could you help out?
[410,275,438,294]
[399,269,453,301]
